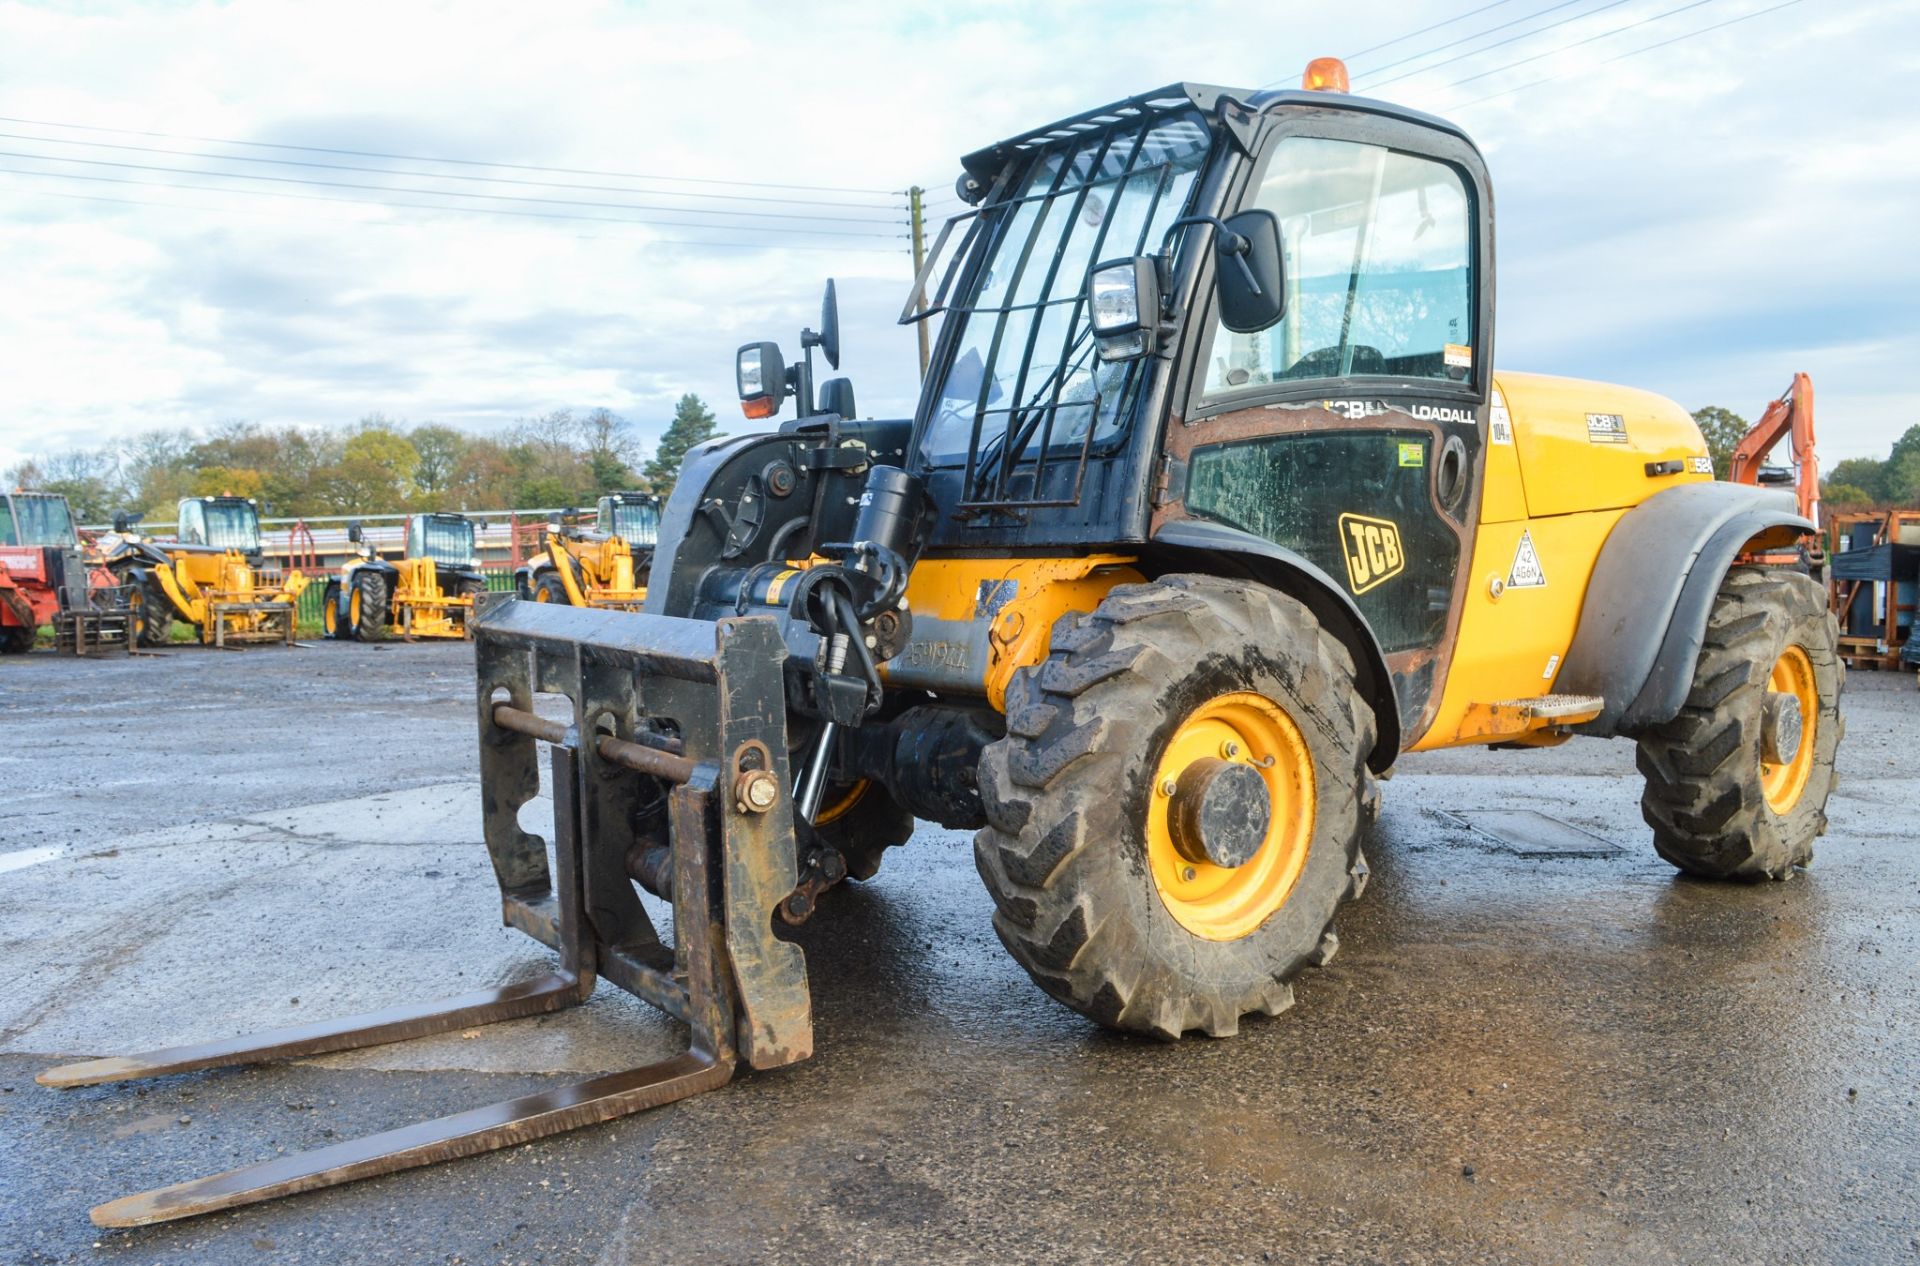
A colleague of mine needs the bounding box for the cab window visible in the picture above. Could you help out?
[1203,137,1474,397]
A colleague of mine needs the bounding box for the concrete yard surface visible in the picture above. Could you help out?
[0,643,1916,1265]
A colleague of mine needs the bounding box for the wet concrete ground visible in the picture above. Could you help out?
[0,643,1916,1265]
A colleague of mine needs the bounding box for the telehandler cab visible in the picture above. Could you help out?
[516,491,661,609]
[48,64,1841,1226]
[101,495,308,647]
[322,512,489,640]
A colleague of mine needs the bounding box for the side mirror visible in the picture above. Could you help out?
[112,510,140,533]
[737,341,790,419]
[818,377,857,420]
[819,279,841,370]
[1214,209,1285,333]
[1087,257,1161,362]
[346,520,363,544]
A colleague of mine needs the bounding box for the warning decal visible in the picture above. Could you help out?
[1507,530,1547,589]
[1489,388,1513,445]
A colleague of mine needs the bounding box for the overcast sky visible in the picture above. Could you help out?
[0,0,1914,479]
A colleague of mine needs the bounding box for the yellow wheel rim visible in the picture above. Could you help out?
[533,581,553,602]
[1760,643,1818,815]
[814,779,870,827]
[348,588,362,628]
[1147,691,1315,942]
[323,594,337,636]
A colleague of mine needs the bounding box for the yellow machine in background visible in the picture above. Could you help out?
[516,491,660,609]
[322,513,489,641]
[102,496,306,647]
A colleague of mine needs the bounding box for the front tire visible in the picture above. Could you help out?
[0,623,32,653]
[1635,566,1842,880]
[975,575,1373,1040]
[531,571,571,605]
[352,570,390,641]
[321,581,343,639]
[126,570,174,647]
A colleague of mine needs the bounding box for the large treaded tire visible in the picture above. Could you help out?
[1635,566,1842,880]
[353,570,391,641]
[126,570,174,647]
[321,580,344,639]
[0,622,33,654]
[532,571,571,605]
[974,574,1373,1040]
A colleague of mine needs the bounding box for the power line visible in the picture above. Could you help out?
[1352,0,1626,83]
[1260,0,1527,86]
[1437,0,1732,90]
[0,112,900,197]
[0,167,910,252]
[5,183,908,254]
[0,128,904,213]
[0,148,907,235]
[1445,0,1807,107]
[1358,0,1643,91]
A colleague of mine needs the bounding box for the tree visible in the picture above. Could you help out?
[1888,449,1920,505]
[581,408,642,494]
[1825,457,1887,504]
[644,394,719,495]
[1690,406,1749,480]
[410,425,467,499]
[1821,483,1874,509]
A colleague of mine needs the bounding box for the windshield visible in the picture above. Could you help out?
[913,109,1213,482]
[2,494,76,547]
[410,515,475,565]
[606,501,659,545]
[183,500,261,551]
[1203,138,1474,394]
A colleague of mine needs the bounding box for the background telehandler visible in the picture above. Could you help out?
[0,490,117,653]
[101,495,307,647]
[48,61,1841,1227]
[516,491,660,609]
[321,512,488,640]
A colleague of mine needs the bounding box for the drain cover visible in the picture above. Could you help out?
[1438,809,1623,859]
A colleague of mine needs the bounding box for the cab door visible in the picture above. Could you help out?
[1157,113,1496,742]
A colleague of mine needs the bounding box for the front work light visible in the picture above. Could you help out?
[1087,257,1160,362]
[736,341,789,419]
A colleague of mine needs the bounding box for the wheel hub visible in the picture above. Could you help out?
[1168,757,1271,868]
[1762,691,1803,766]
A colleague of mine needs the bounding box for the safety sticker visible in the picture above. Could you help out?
[1398,441,1425,468]
[1444,343,1473,370]
[764,569,799,605]
[1507,530,1547,589]
[1542,653,1561,680]
[1688,455,1713,474]
[1338,513,1405,594]
[1489,388,1513,445]
[1586,413,1629,444]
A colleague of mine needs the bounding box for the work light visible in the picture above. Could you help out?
[736,341,789,419]
[1087,257,1159,362]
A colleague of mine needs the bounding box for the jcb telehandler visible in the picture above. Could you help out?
[321,512,489,640]
[516,491,661,609]
[101,495,308,647]
[48,63,1842,1227]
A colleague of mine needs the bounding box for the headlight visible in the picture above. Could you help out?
[736,341,788,419]
[1086,257,1160,362]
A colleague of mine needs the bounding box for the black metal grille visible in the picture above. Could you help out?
[904,105,1213,511]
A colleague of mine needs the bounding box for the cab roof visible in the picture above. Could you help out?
[957,81,1473,189]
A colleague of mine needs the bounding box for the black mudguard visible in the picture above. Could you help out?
[1557,482,1814,737]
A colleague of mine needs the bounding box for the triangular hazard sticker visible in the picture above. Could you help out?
[1508,530,1547,588]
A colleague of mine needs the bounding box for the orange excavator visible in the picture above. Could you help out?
[1730,373,1820,573]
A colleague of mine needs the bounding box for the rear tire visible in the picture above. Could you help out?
[1635,566,1843,880]
[0,623,32,653]
[352,570,390,641]
[975,575,1373,1040]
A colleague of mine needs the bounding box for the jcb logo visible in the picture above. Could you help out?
[1338,513,1404,594]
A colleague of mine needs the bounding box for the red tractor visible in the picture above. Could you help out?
[0,491,105,653]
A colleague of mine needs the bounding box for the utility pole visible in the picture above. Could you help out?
[908,185,930,380]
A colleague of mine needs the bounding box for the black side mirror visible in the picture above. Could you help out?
[737,341,789,419]
[112,510,140,533]
[1214,209,1285,333]
[347,520,363,544]
[818,377,857,419]
[819,279,841,370]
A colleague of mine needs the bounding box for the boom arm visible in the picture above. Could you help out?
[1729,372,1817,526]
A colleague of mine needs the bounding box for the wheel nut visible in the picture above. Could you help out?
[1160,778,1178,796]
[1221,740,1241,759]
[734,769,779,814]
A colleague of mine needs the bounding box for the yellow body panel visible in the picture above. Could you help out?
[892,555,1144,710]
[388,558,473,639]
[1496,371,1711,518]
[157,549,306,643]
[534,535,648,609]
[1414,371,1712,749]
